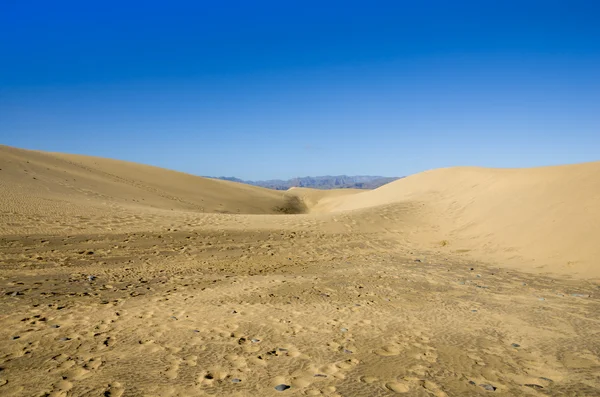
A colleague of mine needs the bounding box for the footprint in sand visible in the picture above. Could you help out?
[374,344,401,356]
[47,379,73,397]
[165,355,181,379]
[104,382,125,397]
[386,381,410,393]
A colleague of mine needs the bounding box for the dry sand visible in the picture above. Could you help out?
[0,144,598,396]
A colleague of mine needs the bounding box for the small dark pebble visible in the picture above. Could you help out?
[314,374,327,378]
[511,343,520,348]
[480,383,497,391]
[274,384,291,391]
[539,377,553,382]
[193,330,200,333]
[343,349,353,354]
[51,325,60,329]
[204,374,214,380]
[524,384,543,389]
[12,336,20,340]
[414,259,421,263]
[59,337,71,342]
[469,381,476,386]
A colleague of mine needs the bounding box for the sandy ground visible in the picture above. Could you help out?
[1,145,599,396]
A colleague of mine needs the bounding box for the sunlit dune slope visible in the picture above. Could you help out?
[328,163,600,276]
[0,145,290,216]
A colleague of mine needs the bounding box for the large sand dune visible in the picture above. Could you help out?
[324,164,600,278]
[1,145,599,396]
[0,145,294,216]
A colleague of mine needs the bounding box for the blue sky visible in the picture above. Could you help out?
[1,1,599,180]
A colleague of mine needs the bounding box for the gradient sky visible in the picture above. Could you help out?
[1,1,599,180]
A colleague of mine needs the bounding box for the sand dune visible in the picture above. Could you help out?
[2,144,599,277]
[325,164,600,278]
[0,145,291,216]
[1,145,599,396]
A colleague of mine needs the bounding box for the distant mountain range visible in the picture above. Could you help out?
[210,175,402,190]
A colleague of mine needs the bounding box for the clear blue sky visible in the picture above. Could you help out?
[1,1,599,180]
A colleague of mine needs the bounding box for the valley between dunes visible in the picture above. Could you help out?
[1,144,598,396]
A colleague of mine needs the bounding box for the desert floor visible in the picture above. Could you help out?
[1,145,599,396]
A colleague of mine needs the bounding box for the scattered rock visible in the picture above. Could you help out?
[468,381,476,386]
[480,384,497,391]
[11,336,20,340]
[274,384,291,391]
[414,259,422,263]
[314,374,327,378]
[51,325,60,329]
[251,338,260,343]
[59,337,71,342]
[539,377,553,382]
[231,378,241,383]
[87,275,96,282]
[340,328,348,333]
